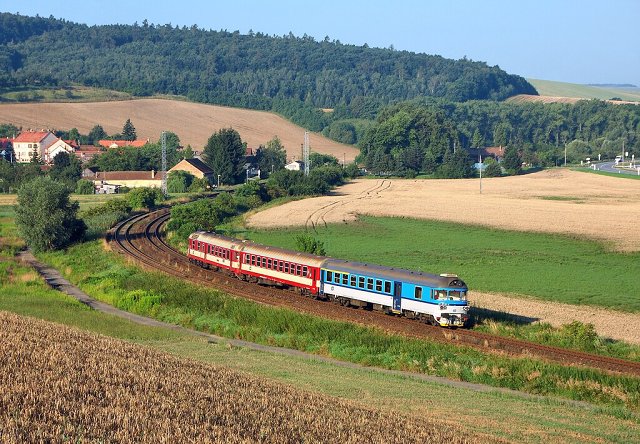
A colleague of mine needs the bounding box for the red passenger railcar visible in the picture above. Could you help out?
[187,231,325,294]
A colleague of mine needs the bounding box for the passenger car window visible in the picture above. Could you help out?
[415,287,422,299]
[375,280,382,292]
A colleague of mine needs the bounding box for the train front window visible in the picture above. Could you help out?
[433,290,446,300]
[447,290,467,301]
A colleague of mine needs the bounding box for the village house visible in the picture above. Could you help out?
[90,170,166,193]
[74,145,105,164]
[47,138,79,163]
[285,160,304,171]
[11,130,81,164]
[12,131,58,163]
[168,157,214,182]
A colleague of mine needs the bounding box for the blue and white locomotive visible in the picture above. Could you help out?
[189,231,470,327]
[320,259,469,327]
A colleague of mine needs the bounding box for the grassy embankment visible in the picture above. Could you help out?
[2,201,640,441]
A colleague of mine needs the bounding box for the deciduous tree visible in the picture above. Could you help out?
[15,176,86,252]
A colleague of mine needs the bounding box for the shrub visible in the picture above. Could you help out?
[295,233,326,255]
[127,187,164,210]
[75,179,95,194]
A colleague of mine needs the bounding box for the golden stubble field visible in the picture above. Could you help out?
[0,99,359,162]
[249,169,640,251]
[0,311,479,443]
[248,169,640,343]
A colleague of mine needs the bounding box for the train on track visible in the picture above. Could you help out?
[187,231,470,327]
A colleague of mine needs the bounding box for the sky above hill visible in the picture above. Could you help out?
[2,0,639,87]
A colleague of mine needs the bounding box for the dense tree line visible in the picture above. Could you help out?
[358,98,640,176]
[0,13,534,117]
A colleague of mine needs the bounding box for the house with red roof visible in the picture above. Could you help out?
[74,145,104,164]
[47,139,79,163]
[12,131,58,163]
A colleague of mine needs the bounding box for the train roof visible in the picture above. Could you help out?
[190,231,238,250]
[322,258,466,289]
[241,242,328,267]
[190,231,327,267]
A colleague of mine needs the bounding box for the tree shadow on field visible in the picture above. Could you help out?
[470,306,540,326]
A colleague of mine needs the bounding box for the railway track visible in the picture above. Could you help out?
[110,209,640,377]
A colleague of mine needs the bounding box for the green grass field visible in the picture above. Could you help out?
[528,79,640,102]
[242,216,640,312]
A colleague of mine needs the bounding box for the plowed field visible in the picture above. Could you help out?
[0,99,359,162]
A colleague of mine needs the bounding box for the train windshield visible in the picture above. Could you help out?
[433,289,467,301]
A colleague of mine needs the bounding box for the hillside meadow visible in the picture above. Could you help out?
[0,98,360,162]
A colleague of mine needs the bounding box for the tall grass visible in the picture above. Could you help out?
[246,216,640,312]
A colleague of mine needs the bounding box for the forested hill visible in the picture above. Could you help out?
[0,12,536,109]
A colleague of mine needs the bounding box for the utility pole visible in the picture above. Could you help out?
[303,131,310,176]
[161,131,167,195]
[479,153,483,194]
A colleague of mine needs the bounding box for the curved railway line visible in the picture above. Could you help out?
[109,209,640,377]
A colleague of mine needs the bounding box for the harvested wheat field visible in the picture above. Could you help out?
[0,99,359,162]
[0,311,482,443]
[248,169,640,252]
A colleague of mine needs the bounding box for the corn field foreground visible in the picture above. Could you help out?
[0,311,484,443]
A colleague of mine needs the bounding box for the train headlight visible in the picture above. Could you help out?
[439,303,446,311]
[463,306,470,311]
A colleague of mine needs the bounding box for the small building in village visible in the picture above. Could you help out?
[168,157,214,182]
[90,170,166,193]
